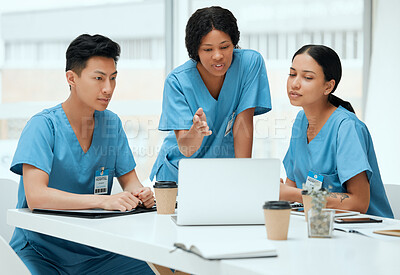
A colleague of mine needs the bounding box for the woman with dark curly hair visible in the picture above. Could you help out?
[150,6,271,182]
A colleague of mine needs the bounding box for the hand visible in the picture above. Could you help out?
[279,181,291,201]
[192,108,212,136]
[132,187,155,208]
[101,191,140,212]
[279,180,302,202]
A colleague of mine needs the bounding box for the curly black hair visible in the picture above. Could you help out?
[185,6,240,62]
[66,34,120,75]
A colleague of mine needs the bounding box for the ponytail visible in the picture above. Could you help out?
[328,94,355,113]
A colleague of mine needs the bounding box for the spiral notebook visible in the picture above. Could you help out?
[172,239,277,260]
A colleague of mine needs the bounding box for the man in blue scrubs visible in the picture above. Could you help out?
[9,34,155,274]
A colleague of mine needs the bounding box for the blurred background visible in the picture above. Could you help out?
[0,0,398,187]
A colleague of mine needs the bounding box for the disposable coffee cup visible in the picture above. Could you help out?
[302,190,312,221]
[153,181,178,215]
[263,201,291,240]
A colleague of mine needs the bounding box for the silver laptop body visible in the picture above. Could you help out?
[176,158,280,225]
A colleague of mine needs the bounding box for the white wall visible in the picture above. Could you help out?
[365,0,400,185]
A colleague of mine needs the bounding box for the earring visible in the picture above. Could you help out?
[324,91,329,95]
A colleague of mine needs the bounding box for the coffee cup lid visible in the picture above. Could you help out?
[263,201,291,210]
[153,181,177,189]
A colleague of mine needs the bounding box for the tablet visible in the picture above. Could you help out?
[291,208,359,217]
[335,217,382,223]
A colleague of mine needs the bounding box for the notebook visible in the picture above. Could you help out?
[175,158,280,225]
[172,239,277,260]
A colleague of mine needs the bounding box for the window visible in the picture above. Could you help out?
[0,0,166,182]
[0,0,365,181]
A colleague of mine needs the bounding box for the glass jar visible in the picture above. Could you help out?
[307,209,335,238]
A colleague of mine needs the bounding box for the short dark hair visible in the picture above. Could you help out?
[65,34,120,75]
[185,6,240,62]
[293,44,355,113]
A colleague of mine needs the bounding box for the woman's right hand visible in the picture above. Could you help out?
[192,108,212,136]
[175,107,212,157]
[101,191,140,212]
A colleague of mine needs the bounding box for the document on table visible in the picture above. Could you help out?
[334,219,400,240]
[172,239,277,260]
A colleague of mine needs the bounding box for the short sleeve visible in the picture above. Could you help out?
[283,110,304,183]
[10,115,55,175]
[282,111,304,183]
[283,143,295,182]
[158,74,193,131]
[337,119,372,184]
[236,51,271,116]
[115,117,136,177]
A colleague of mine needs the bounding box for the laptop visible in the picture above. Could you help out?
[175,158,280,225]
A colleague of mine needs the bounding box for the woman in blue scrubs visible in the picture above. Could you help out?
[280,44,393,218]
[10,34,155,274]
[151,6,272,182]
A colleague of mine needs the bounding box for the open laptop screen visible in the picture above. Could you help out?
[176,158,280,225]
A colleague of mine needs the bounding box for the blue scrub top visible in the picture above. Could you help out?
[151,49,272,182]
[9,104,136,265]
[283,106,393,218]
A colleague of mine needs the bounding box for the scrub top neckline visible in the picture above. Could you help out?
[60,104,98,155]
[305,106,340,145]
[194,62,232,102]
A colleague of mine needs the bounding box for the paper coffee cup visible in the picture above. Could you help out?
[153,181,178,215]
[302,191,312,221]
[263,201,291,240]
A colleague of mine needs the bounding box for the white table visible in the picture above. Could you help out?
[7,209,400,275]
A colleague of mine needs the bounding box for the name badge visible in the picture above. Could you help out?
[224,111,235,137]
[94,167,109,195]
[305,171,323,190]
